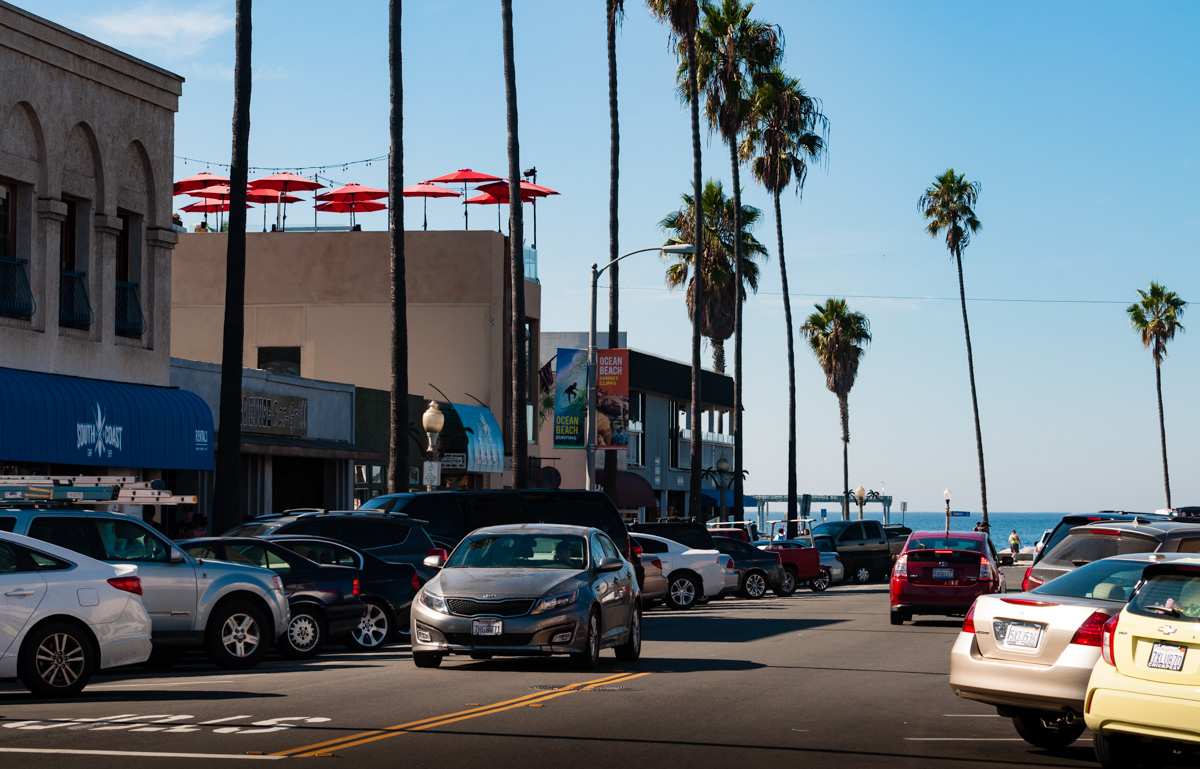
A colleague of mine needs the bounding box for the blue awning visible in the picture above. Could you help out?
[0,367,214,470]
[701,488,758,508]
[452,403,504,474]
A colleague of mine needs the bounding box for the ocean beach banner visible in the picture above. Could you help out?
[553,347,588,448]
[596,348,629,451]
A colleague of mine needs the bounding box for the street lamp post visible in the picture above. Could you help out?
[586,243,695,490]
[854,484,867,521]
[944,488,952,536]
[421,401,445,492]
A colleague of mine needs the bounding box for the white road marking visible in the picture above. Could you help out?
[199,715,256,725]
[0,747,281,760]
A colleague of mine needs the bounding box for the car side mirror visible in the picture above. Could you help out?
[169,547,187,564]
[598,558,624,573]
[423,547,449,569]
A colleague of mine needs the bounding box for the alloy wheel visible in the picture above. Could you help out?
[288,615,320,653]
[353,604,390,648]
[588,614,600,663]
[669,578,696,607]
[855,567,871,584]
[812,573,830,592]
[745,573,767,598]
[33,632,86,689]
[221,612,261,658]
[780,571,796,594]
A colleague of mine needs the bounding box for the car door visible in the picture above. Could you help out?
[0,540,47,663]
[836,523,866,575]
[593,533,632,639]
[861,521,889,572]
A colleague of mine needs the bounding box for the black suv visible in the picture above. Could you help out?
[711,536,787,598]
[1031,511,1168,568]
[811,519,891,584]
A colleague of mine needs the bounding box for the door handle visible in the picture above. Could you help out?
[4,589,35,597]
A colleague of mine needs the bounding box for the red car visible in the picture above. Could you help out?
[755,538,829,593]
[889,530,1004,625]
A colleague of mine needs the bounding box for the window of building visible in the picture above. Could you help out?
[258,346,301,376]
[354,462,386,508]
[627,391,645,467]
[670,400,689,469]
[0,179,33,320]
[59,197,91,330]
[115,210,144,338]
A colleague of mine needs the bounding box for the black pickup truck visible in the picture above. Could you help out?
[811,520,892,584]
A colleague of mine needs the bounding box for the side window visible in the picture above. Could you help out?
[598,534,621,563]
[0,541,25,573]
[636,537,667,555]
[839,523,865,543]
[588,533,605,567]
[1176,538,1200,554]
[28,517,106,560]
[183,544,220,560]
[280,519,325,536]
[263,547,294,575]
[26,548,70,571]
[404,497,464,546]
[0,516,15,532]
[224,543,269,568]
[863,522,884,540]
[95,520,170,562]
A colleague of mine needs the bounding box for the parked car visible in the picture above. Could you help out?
[1029,512,1168,573]
[1085,558,1200,767]
[0,530,152,696]
[811,535,846,584]
[753,538,831,592]
[411,524,639,668]
[266,535,422,649]
[885,524,913,560]
[638,554,668,607]
[631,521,715,551]
[950,553,1178,750]
[631,533,730,609]
[811,519,891,584]
[1024,518,1200,592]
[707,527,751,543]
[707,520,760,541]
[889,531,1004,624]
[710,536,786,598]
[179,537,363,658]
[3,508,289,669]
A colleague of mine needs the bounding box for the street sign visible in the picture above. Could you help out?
[422,461,441,488]
[950,510,971,518]
[441,452,466,470]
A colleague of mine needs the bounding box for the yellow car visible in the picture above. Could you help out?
[1084,558,1200,767]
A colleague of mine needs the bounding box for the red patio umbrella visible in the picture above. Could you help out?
[181,199,252,232]
[474,180,560,248]
[316,182,389,203]
[249,172,324,231]
[187,184,302,231]
[314,199,387,229]
[173,170,229,195]
[424,169,503,230]
[464,190,537,232]
[402,183,460,231]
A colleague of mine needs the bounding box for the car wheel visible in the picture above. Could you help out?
[206,601,269,669]
[1011,711,1085,751]
[774,569,798,597]
[741,571,768,599]
[349,601,391,650]
[854,566,872,584]
[19,621,96,697]
[412,651,443,668]
[810,571,831,593]
[283,609,323,659]
[666,574,700,610]
[1094,731,1158,769]
[614,607,641,662]
[890,608,906,625]
[570,610,602,669]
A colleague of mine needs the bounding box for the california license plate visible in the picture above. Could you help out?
[1148,642,1186,671]
[472,619,502,636]
[932,568,955,580]
[995,621,1042,649]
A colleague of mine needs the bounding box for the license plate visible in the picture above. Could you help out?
[1148,642,1186,672]
[932,568,955,580]
[995,620,1042,649]
[472,619,503,636]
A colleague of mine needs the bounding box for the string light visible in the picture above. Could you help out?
[175,152,387,173]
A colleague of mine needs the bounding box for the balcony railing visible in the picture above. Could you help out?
[679,429,735,446]
[0,257,34,320]
[523,245,538,283]
[59,270,92,330]
[115,281,145,338]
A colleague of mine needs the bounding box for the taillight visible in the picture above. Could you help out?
[961,601,977,634]
[351,578,361,597]
[1101,613,1120,665]
[411,571,423,592]
[1001,597,1057,607]
[1021,566,1043,592]
[1070,611,1110,647]
[107,576,143,595]
[727,558,736,571]
[650,557,663,570]
[631,539,643,558]
[893,554,908,579]
[978,556,991,582]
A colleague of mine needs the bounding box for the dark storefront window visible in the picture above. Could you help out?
[258,346,301,376]
[0,179,33,320]
[115,210,144,338]
[627,391,645,467]
[59,197,92,330]
[355,462,386,508]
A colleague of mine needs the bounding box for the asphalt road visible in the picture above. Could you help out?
[0,582,1110,769]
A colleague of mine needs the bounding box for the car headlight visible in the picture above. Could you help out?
[419,591,449,614]
[531,590,578,615]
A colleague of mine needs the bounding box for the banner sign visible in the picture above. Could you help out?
[596,348,630,451]
[553,348,588,448]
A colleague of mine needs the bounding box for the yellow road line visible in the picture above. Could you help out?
[275,671,640,758]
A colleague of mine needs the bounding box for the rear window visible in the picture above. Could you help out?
[905,536,984,553]
[814,536,835,553]
[0,516,15,532]
[1032,558,1147,602]
[1129,572,1200,622]
[634,536,668,555]
[225,522,279,537]
[1041,531,1158,569]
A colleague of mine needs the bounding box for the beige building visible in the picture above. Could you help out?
[171,230,542,486]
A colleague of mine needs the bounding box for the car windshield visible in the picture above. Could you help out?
[812,522,850,538]
[445,533,587,570]
[1032,558,1147,602]
[905,537,983,552]
[1129,572,1200,622]
[813,536,835,553]
[358,497,394,511]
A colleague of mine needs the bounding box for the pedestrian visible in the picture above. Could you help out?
[775,526,786,541]
[1008,528,1021,557]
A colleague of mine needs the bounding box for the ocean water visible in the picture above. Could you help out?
[796,511,1068,551]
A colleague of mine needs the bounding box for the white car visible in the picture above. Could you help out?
[632,533,732,609]
[0,530,152,696]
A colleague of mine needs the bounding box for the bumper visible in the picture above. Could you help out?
[1085,663,1200,744]
[640,574,668,602]
[97,597,154,670]
[326,601,366,639]
[892,582,990,614]
[269,591,291,641]
[411,601,587,656]
[949,631,1094,713]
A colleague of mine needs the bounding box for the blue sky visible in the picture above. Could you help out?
[33,0,1200,512]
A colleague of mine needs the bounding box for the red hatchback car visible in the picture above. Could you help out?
[889,531,1005,625]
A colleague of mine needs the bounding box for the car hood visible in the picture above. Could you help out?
[431,568,582,599]
[196,557,277,584]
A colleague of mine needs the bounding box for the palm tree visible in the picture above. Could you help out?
[211,0,252,533]
[692,0,779,519]
[386,0,409,494]
[1128,282,1187,509]
[660,180,765,373]
[602,0,625,503]
[800,299,871,521]
[501,0,528,488]
[647,0,704,518]
[744,66,826,535]
[919,169,989,531]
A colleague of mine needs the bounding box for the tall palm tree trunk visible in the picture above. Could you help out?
[774,192,798,537]
[386,0,409,493]
[501,0,528,489]
[839,392,849,521]
[729,140,744,523]
[685,30,705,520]
[712,339,725,373]
[1155,360,1171,509]
[602,0,620,503]
[954,247,989,530]
[212,0,252,533]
